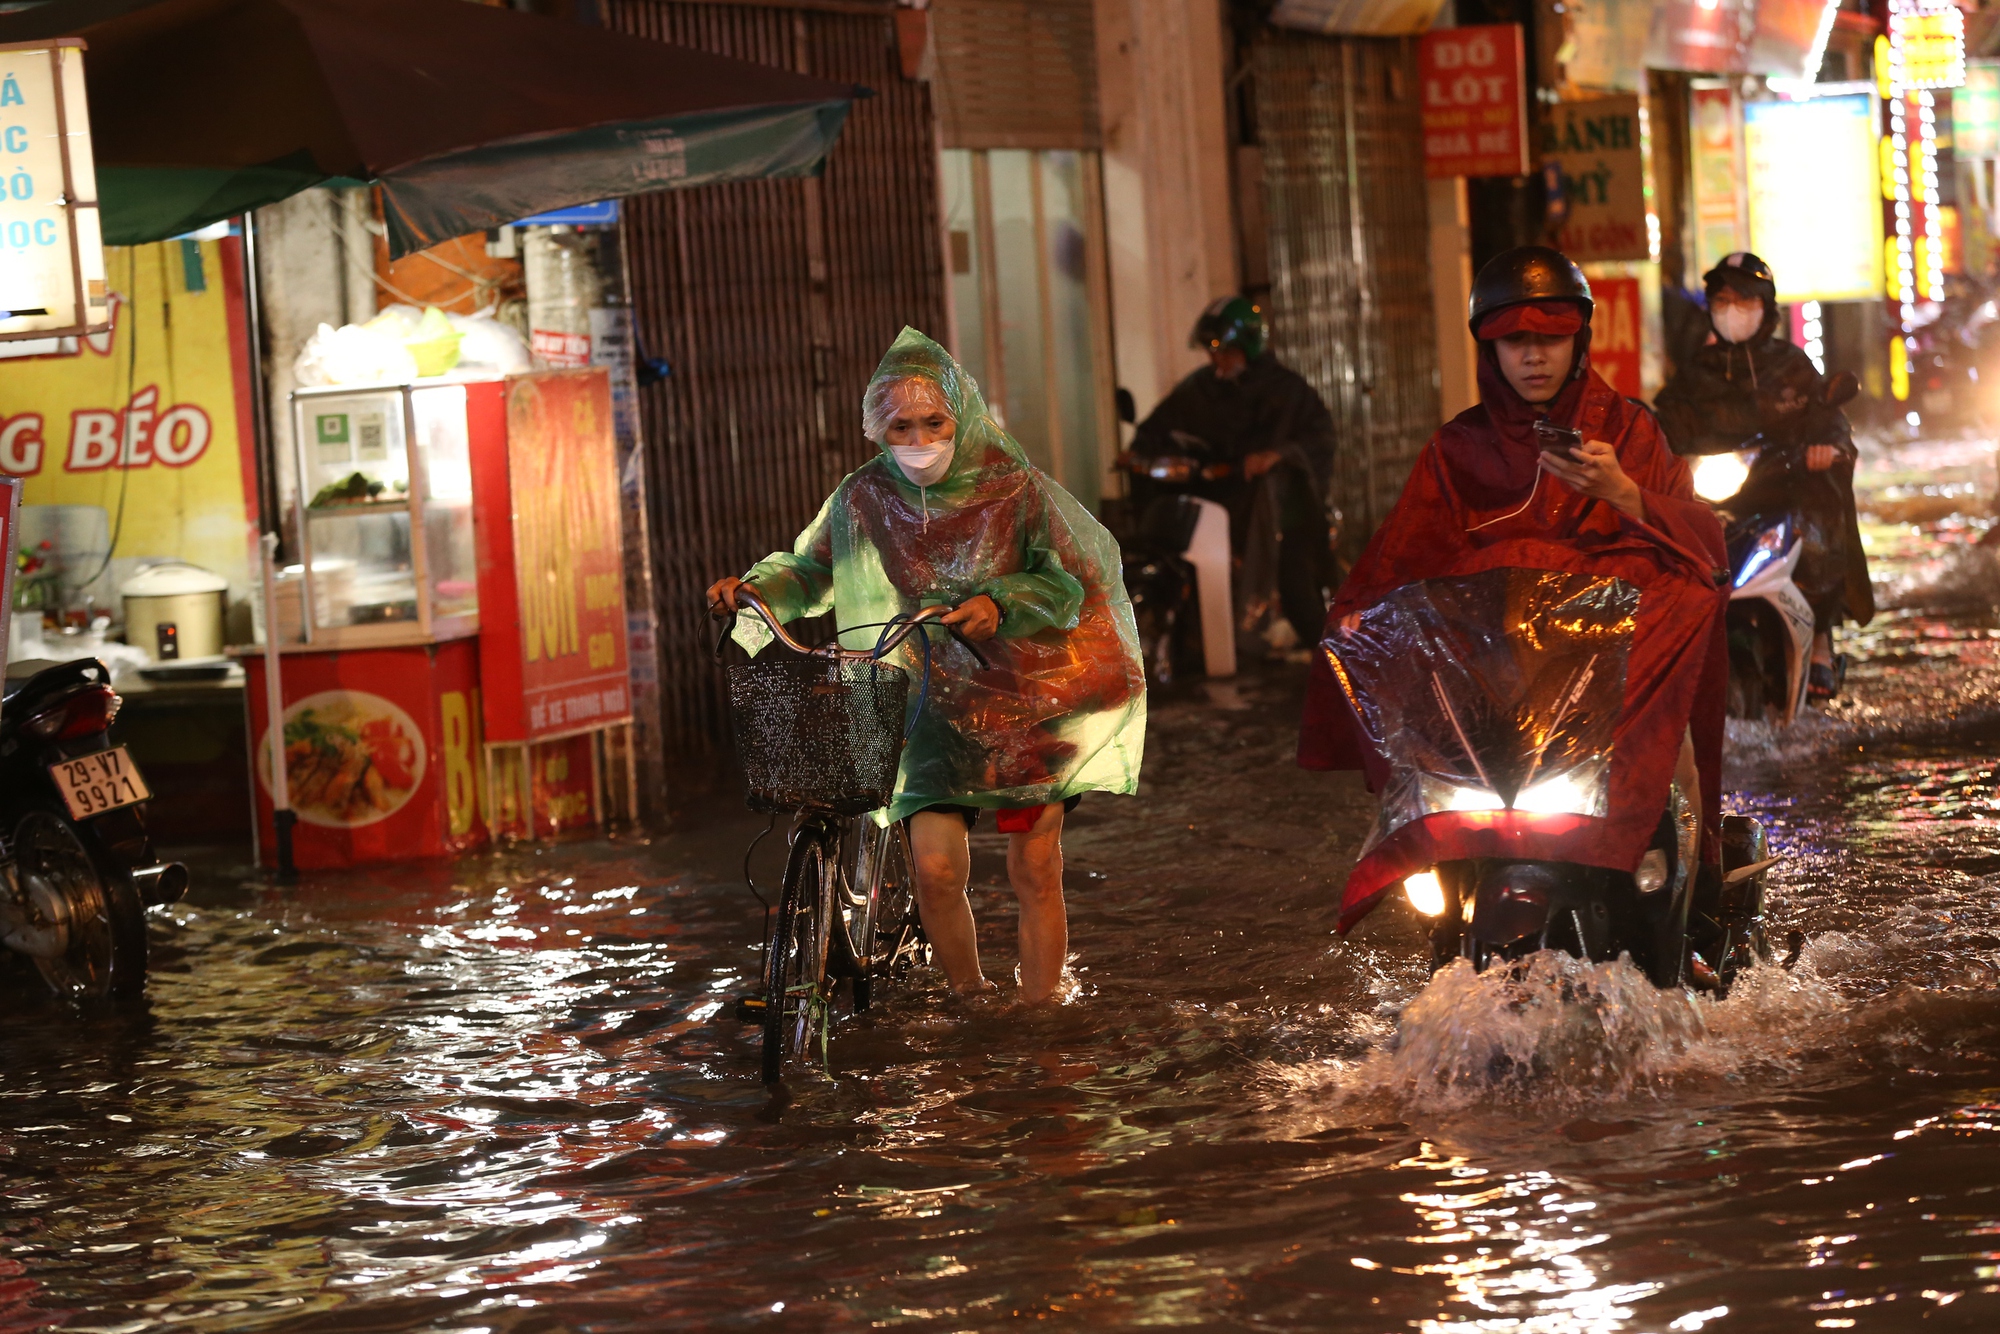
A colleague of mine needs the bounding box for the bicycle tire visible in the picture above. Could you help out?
[869,820,926,992]
[762,824,834,1084]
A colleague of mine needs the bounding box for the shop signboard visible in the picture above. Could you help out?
[1420,25,1530,180]
[0,238,256,599]
[1541,96,1649,263]
[1745,96,1884,302]
[0,40,108,341]
[1689,84,1749,274]
[474,369,632,744]
[244,639,487,869]
[1882,0,1965,93]
[1744,95,1884,302]
[1952,61,2000,158]
[1587,276,1644,398]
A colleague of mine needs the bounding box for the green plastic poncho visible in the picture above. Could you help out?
[737,328,1147,822]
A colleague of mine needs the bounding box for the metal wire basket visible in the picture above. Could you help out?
[726,656,910,815]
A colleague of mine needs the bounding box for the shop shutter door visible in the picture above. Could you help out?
[604,0,948,763]
[931,0,1100,150]
[1252,30,1439,554]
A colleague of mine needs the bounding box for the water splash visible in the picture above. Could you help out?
[1266,945,1849,1113]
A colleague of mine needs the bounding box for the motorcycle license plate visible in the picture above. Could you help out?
[49,747,151,821]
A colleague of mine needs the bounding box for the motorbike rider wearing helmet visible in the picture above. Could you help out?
[1302,245,1731,891]
[1654,251,1873,698]
[1123,296,1337,647]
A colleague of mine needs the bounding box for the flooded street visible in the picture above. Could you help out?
[5,493,2000,1331]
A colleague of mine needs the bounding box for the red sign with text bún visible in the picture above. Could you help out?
[1420,24,1530,180]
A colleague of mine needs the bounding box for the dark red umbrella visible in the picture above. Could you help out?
[0,0,863,255]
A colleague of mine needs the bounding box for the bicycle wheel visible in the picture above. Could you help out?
[762,822,835,1084]
[865,820,926,1006]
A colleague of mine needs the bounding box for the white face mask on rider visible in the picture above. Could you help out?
[1712,303,1763,345]
[890,440,954,486]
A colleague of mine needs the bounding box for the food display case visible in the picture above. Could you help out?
[286,382,480,647]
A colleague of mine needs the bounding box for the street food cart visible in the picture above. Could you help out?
[240,368,635,868]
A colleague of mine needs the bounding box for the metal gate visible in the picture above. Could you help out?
[602,1,947,763]
[1251,31,1441,554]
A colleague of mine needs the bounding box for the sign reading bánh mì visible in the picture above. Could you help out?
[1420,25,1529,179]
[1541,95,1650,263]
[0,41,108,341]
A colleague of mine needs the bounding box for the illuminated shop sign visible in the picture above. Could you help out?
[0,40,109,342]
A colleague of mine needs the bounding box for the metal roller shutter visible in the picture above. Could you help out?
[602,0,948,763]
[930,0,1101,150]
[1252,30,1441,554]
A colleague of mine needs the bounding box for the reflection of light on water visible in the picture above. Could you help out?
[1389,1150,1653,1334]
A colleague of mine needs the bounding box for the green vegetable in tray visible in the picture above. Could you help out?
[310,471,387,507]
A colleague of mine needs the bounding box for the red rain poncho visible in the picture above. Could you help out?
[1299,334,1731,931]
[738,328,1146,822]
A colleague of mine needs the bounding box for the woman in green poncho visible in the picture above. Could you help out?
[707,328,1146,1004]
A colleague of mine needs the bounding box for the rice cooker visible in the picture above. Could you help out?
[121,562,227,661]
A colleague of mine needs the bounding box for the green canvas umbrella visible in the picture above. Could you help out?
[0,0,864,255]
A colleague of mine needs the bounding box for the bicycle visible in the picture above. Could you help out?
[714,588,978,1083]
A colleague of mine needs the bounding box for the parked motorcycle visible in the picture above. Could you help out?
[1690,370,1861,723]
[0,659,186,1002]
[1327,566,1770,993]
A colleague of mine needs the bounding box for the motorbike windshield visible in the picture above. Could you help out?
[1326,567,1639,859]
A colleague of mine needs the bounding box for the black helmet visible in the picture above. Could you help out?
[1191,296,1268,360]
[1703,251,1777,302]
[1467,245,1593,336]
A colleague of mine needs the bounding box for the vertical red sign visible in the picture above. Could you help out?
[1420,24,1530,179]
[476,369,633,743]
[1587,276,1644,399]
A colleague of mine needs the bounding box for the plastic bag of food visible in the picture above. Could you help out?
[450,310,531,374]
[292,321,419,388]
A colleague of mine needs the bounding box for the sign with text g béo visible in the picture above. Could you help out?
[1540,96,1650,263]
[1420,24,1529,179]
[0,41,108,341]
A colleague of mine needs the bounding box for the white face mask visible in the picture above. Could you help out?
[889,440,954,486]
[1712,303,1763,345]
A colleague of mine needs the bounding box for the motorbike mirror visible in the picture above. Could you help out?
[1114,387,1136,424]
[1825,368,1860,407]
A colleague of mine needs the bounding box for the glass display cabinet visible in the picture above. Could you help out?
[288,382,480,647]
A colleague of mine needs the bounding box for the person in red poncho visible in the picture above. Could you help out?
[1299,246,1733,933]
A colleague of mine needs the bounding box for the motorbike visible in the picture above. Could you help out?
[1690,370,1862,724]
[1114,434,1239,683]
[1327,566,1771,993]
[0,658,187,1002]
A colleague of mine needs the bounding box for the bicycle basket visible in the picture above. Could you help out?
[726,656,910,815]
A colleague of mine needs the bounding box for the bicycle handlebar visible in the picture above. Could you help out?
[714,586,990,669]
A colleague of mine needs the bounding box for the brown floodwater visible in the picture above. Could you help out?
[1,659,1998,1333]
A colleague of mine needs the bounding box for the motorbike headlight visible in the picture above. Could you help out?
[1421,776,1506,813]
[1693,452,1751,503]
[1403,870,1446,917]
[1512,773,1595,816]
[1634,848,1670,895]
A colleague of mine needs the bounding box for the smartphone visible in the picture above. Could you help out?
[1534,420,1582,457]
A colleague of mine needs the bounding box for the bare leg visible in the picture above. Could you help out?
[1811,629,1833,668]
[909,811,991,995]
[1007,803,1069,1004]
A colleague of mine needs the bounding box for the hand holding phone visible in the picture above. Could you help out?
[1534,419,1583,459]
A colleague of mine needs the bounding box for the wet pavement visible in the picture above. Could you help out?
[5,460,2000,1331]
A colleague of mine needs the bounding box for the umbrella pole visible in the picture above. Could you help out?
[260,532,295,880]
